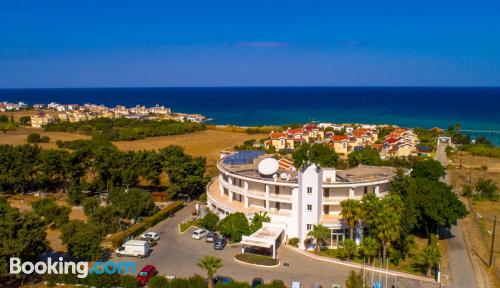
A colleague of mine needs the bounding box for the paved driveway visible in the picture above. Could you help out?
[112,203,439,288]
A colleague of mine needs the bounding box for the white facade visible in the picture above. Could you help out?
[207,153,399,249]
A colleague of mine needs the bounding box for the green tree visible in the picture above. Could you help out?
[197,255,223,288]
[0,115,8,123]
[0,199,49,275]
[64,224,103,260]
[200,212,220,231]
[419,242,441,277]
[360,237,380,264]
[250,212,271,233]
[108,188,156,219]
[19,115,31,126]
[363,194,402,264]
[345,270,365,288]
[88,206,121,237]
[340,199,362,240]
[217,212,250,242]
[82,197,100,215]
[307,224,330,253]
[337,239,358,260]
[31,198,71,228]
[348,147,382,167]
[411,160,445,181]
[292,143,338,168]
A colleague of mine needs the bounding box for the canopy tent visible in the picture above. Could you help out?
[240,223,285,259]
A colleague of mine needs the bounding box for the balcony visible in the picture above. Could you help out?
[207,179,264,216]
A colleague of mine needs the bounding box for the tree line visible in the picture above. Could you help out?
[44,117,206,141]
[0,142,209,200]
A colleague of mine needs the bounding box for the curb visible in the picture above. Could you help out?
[285,246,436,283]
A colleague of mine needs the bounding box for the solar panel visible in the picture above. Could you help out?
[223,150,265,165]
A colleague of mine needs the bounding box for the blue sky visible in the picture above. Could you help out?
[0,0,499,87]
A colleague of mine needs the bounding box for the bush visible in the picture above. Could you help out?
[109,201,184,248]
[288,237,299,247]
[27,132,50,143]
[337,239,358,260]
[235,253,279,266]
[148,275,168,288]
[119,275,138,288]
[200,212,219,231]
[67,185,86,205]
[108,188,157,219]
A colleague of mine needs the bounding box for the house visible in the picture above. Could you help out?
[330,135,349,156]
[31,113,56,128]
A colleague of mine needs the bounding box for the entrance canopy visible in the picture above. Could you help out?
[240,223,285,259]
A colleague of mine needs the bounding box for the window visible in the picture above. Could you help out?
[364,186,368,195]
[323,188,329,197]
[307,187,312,194]
[307,204,312,211]
[306,224,312,230]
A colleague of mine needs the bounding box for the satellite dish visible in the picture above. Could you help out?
[258,158,279,175]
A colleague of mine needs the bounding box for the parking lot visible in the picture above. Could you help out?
[112,203,441,288]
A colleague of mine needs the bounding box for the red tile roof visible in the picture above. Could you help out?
[270,132,287,139]
[331,135,348,142]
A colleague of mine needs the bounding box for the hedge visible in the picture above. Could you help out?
[235,253,279,266]
[109,201,185,248]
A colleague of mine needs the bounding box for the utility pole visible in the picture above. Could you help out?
[489,216,497,267]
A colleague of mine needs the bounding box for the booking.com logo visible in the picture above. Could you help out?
[10,257,136,278]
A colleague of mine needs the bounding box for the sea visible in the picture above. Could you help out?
[1,87,499,145]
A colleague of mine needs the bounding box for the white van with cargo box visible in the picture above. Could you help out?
[115,240,150,258]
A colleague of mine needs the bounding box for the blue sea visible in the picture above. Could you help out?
[1,87,499,145]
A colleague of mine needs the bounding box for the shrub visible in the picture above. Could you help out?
[337,239,358,260]
[288,237,299,247]
[119,275,138,288]
[148,275,168,288]
[83,197,100,215]
[27,133,50,143]
[108,188,157,219]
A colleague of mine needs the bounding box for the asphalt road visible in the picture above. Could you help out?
[435,144,478,288]
[111,203,439,287]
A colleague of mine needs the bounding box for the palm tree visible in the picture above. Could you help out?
[370,203,401,264]
[419,243,441,277]
[307,224,330,253]
[250,211,271,233]
[345,270,365,288]
[197,255,223,288]
[340,199,362,240]
[360,236,380,264]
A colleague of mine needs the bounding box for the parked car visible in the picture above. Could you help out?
[206,231,217,242]
[214,237,227,250]
[214,276,234,285]
[136,265,157,286]
[291,281,301,288]
[251,277,264,288]
[192,228,208,240]
[115,240,149,258]
[140,232,160,241]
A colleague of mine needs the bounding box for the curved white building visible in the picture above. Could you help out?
[207,151,399,249]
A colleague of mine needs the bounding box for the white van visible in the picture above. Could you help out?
[291,281,301,288]
[115,240,150,258]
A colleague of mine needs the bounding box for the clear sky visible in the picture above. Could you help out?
[1,0,499,88]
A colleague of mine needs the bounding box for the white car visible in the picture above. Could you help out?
[291,281,301,288]
[140,232,160,241]
[192,228,208,240]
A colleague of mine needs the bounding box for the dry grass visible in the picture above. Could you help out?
[113,129,266,175]
[0,127,90,148]
[0,110,37,122]
[448,152,500,287]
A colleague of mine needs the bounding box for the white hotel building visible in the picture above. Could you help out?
[207,151,399,250]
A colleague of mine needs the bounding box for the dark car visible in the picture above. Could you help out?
[214,237,227,250]
[214,275,234,285]
[251,277,265,287]
[136,265,157,286]
[206,231,217,243]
